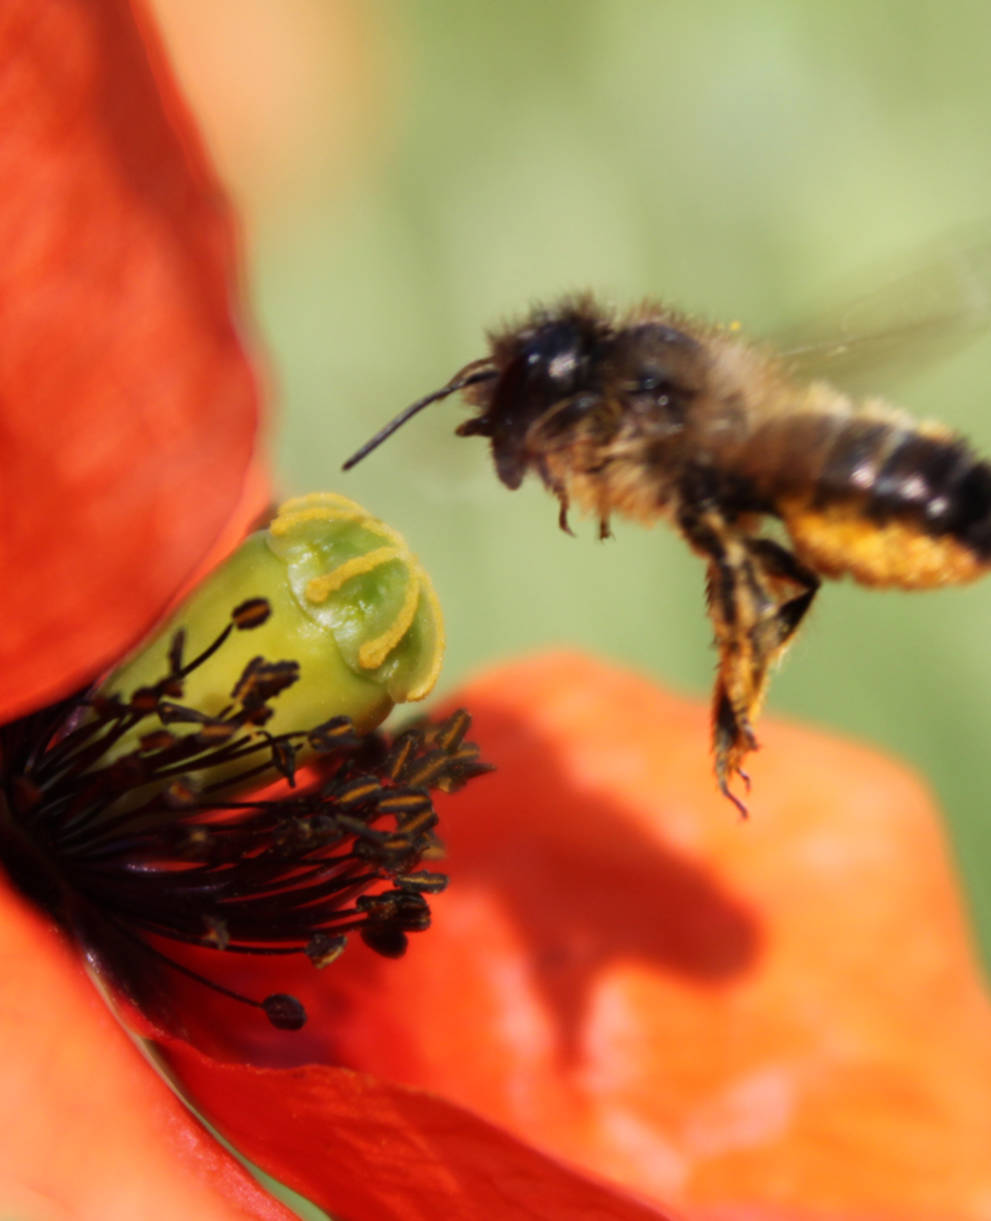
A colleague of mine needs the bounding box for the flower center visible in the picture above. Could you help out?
[0,599,487,1031]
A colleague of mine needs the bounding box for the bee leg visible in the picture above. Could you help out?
[549,483,573,537]
[557,496,575,536]
[713,687,752,816]
[744,538,821,656]
[534,452,575,536]
[679,507,768,812]
[710,538,820,811]
[676,511,824,810]
[598,515,613,541]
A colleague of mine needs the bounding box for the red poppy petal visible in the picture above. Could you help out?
[169,652,991,1219]
[0,0,264,722]
[0,877,295,1220]
[163,1045,679,1221]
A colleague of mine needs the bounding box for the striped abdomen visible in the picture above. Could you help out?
[743,396,991,588]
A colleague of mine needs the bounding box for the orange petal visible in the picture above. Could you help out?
[0,876,295,1220]
[167,652,991,1220]
[164,1044,679,1221]
[0,0,265,722]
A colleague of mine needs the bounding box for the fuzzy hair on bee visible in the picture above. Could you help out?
[343,281,991,813]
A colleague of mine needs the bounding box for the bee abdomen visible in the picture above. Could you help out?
[865,429,991,554]
[778,414,991,588]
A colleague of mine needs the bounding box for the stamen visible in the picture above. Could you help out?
[101,919,307,1031]
[0,597,491,1035]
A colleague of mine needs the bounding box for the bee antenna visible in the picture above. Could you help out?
[342,365,498,470]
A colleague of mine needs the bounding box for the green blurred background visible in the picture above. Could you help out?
[154,0,991,970]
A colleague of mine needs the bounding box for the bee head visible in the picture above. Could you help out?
[341,298,612,483]
[457,303,612,489]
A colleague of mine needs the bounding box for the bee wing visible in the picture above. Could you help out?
[774,234,991,389]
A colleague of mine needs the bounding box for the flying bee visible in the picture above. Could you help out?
[342,248,991,811]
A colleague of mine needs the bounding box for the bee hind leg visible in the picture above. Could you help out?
[678,507,765,810]
[744,538,821,652]
[715,537,821,811]
[680,510,820,812]
[713,687,753,816]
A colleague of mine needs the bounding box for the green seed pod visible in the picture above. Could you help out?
[103,492,444,751]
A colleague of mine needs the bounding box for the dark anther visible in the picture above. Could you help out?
[243,704,274,728]
[378,792,433,819]
[232,598,271,630]
[262,993,307,1031]
[360,924,410,958]
[270,738,297,784]
[306,933,348,968]
[395,870,448,893]
[307,716,357,751]
[383,733,416,780]
[87,692,124,719]
[231,657,299,707]
[158,702,210,724]
[433,708,471,752]
[336,812,387,841]
[335,777,385,808]
[403,750,463,789]
[131,687,164,713]
[191,722,239,745]
[139,730,176,752]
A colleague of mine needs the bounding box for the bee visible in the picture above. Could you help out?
[342,250,991,812]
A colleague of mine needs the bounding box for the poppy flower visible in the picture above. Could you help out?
[155,649,991,1221]
[4,5,991,1221]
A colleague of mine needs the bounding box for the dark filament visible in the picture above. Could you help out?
[0,599,490,1030]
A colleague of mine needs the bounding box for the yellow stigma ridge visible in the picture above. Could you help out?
[305,547,400,602]
[271,504,366,536]
[359,568,420,670]
[272,495,444,700]
[408,572,444,699]
[276,491,365,517]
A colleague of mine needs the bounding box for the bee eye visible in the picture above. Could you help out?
[546,351,579,381]
[631,373,674,401]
